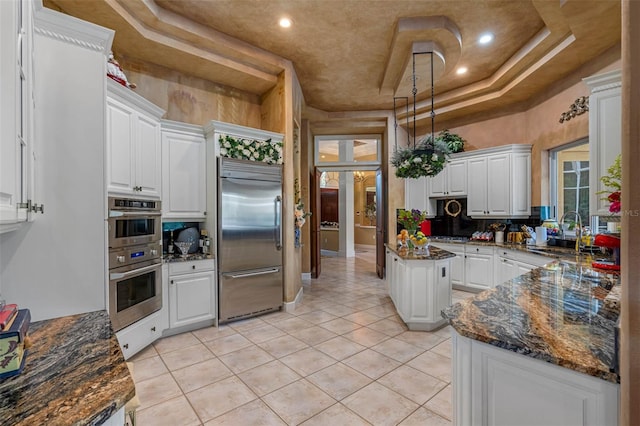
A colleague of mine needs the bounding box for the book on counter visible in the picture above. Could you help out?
[0,304,18,330]
[0,309,31,380]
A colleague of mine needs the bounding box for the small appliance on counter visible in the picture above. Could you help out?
[592,234,621,271]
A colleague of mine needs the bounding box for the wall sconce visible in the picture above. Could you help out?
[353,171,366,182]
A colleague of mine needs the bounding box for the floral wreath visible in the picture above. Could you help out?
[218,135,283,165]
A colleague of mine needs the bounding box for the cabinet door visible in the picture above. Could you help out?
[467,156,488,216]
[106,98,135,195]
[510,152,531,217]
[465,252,494,290]
[162,130,206,219]
[435,260,452,313]
[450,251,465,287]
[136,114,162,198]
[496,257,519,286]
[169,270,216,329]
[486,154,510,216]
[428,171,447,197]
[447,159,467,196]
[589,83,621,216]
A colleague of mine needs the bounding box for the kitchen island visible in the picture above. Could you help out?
[386,244,455,331]
[0,310,135,425]
[442,259,620,425]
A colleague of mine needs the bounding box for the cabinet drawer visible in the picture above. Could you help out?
[116,309,165,360]
[169,259,215,275]
[465,245,493,256]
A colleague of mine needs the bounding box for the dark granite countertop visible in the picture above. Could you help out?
[0,310,135,425]
[443,261,620,383]
[385,244,455,261]
[163,253,213,263]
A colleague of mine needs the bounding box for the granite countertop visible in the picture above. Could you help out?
[163,253,213,263]
[0,310,135,425]
[386,244,455,261]
[443,260,621,383]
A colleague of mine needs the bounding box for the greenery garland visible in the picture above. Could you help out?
[218,135,283,165]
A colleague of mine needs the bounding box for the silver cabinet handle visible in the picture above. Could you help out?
[110,263,159,280]
[274,195,282,250]
[225,268,280,279]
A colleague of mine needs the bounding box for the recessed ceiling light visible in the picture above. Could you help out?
[478,33,494,44]
[456,67,468,75]
[279,17,292,28]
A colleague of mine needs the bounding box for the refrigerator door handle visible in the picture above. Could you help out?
[275,195,282,250]
[224,268,281,279]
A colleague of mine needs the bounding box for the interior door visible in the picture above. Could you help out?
[311,168,321,278]
[376,168,385,279]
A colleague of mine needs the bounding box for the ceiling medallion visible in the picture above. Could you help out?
[559,96,589,123]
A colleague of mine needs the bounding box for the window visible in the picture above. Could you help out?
[550,140,592,227]
[315,135,381,166]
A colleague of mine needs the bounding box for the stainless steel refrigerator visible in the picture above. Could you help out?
[217,157,283,323]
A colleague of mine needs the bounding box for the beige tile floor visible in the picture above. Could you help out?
[130,246,475,425]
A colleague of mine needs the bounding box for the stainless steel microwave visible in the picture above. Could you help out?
[107,197,161,249]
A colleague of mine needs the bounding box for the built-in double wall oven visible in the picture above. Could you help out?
[108,197,162,331]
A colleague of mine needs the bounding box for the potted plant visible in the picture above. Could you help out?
[437,129,465,153]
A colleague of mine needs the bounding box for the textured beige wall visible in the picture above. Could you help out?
[120,59,262,128]
[447,58,621,206]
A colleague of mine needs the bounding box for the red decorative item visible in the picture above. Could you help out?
[420,220,431,236]
[592,234,621,271]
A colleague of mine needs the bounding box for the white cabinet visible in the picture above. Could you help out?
[452,332,619,426]
[107,79,165,198]
[494,248,549,287]
[584,70,621,216]
[162,120,206,220]
[0,0,38,232]
[386,248,452,331]
[466,145,531,218]
[428,158,467,198]
[431,243,465,288]
[404,177,436,217]
[168,259,216,330]
[464,246,494,290]
[116,307,167,360]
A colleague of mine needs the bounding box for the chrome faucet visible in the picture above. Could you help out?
[559,210,583,252]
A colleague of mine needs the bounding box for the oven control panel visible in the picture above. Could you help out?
[109,241,161,268]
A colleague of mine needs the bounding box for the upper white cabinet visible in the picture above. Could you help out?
[466,145,531,218]
[584,70,621,217]
[107,79,165,198]
[405,177,436,217]
[428,158,467,198]
[0,0,38,232]
[161,120,206,220]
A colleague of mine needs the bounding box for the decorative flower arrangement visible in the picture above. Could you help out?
[294,179,311,247]
[397,209,427,233]
[391,135,451,179]
[598,154,621,214]
[218,135,283,165]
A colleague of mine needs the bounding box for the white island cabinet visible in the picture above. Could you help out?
[452,332,619,426]
[106,78,165,198]
[386,246,453,331]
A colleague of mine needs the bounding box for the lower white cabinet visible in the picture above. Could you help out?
[168,259,216,329]
[116,307,168,360]
[452,332,619,426]
[431,243,465,288]
[464,246,494,291]
[386,248,452,331]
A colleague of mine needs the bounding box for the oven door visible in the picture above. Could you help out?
[109,259,162,331]
[108,211,161,249]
